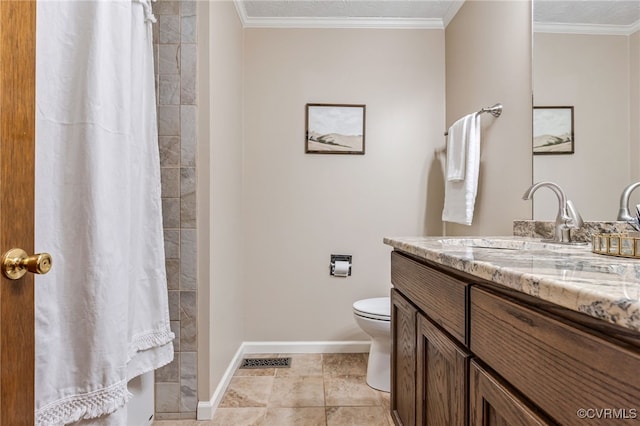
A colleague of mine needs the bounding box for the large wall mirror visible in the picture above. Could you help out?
[532,1,640,221]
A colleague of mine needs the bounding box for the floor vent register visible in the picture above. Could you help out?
[239,357,292,369]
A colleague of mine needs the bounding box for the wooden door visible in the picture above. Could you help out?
[390,289,417,426]
[469,361,554,426]
[0,1,37,424]
[416,314,469,426]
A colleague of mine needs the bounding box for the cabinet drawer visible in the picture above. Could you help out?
[391,251,468,345]
[471,287,640,425]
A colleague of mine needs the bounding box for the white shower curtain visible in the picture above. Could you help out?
[35,1,174,424]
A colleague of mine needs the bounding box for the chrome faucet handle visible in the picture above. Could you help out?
[629,205,640,231]
[565,200,583,229]
[555,200,584,244]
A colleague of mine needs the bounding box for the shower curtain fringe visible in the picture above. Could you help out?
[127,329,175,359]
[36,380,132,426]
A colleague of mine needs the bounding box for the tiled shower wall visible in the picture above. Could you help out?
[152,0,198,420]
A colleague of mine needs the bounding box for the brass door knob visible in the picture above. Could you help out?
[1,248,52,280]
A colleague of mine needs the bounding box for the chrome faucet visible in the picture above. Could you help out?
[522,181,584,244]
[617,182,640,221]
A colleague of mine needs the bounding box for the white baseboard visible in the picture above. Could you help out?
[196,340,370,420]
[242,340,370,354]
[196,344,244,420]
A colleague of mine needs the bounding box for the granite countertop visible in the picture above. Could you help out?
[384,236,640,332]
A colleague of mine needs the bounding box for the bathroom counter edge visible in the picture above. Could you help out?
[384,236,640,333]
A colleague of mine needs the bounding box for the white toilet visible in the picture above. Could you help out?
[353,297,391,392]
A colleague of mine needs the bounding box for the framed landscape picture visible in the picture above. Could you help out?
[533,106,574,155]
[305,103,366,155]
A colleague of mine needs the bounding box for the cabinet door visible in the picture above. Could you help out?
[417,314,470,426]
[391,289,417,426]
[470,361,554,426]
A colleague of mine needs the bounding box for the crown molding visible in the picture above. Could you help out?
[534,21,640,36]
[234,0,249,25]
[240,16,443,29]
[234,1,638,34]
[442,1,464,28]
[233,1,443,29]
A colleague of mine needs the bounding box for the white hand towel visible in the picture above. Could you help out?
[442,113,481,225]
[445,114,472,182]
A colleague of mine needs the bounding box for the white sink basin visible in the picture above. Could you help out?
[437,237,590,252]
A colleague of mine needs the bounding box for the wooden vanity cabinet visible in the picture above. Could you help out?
[390,250,640,426]
[390,252,472,426]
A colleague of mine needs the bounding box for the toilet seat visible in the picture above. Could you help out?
[353,297,390,321]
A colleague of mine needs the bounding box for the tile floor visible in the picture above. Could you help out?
[153,353,393,426]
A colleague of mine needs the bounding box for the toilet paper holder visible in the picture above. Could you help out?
[330,254,352,277]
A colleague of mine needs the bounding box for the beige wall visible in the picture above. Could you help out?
[196,0,210,400]
[197,0,537,405]
[533,33,631,220]
[631,30,640,183]
[197,0,245,399]
[444,0,533,235]
[242,28,445,341]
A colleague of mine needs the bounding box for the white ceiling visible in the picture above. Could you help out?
[235,0,640,32]
[534,1,639,26]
